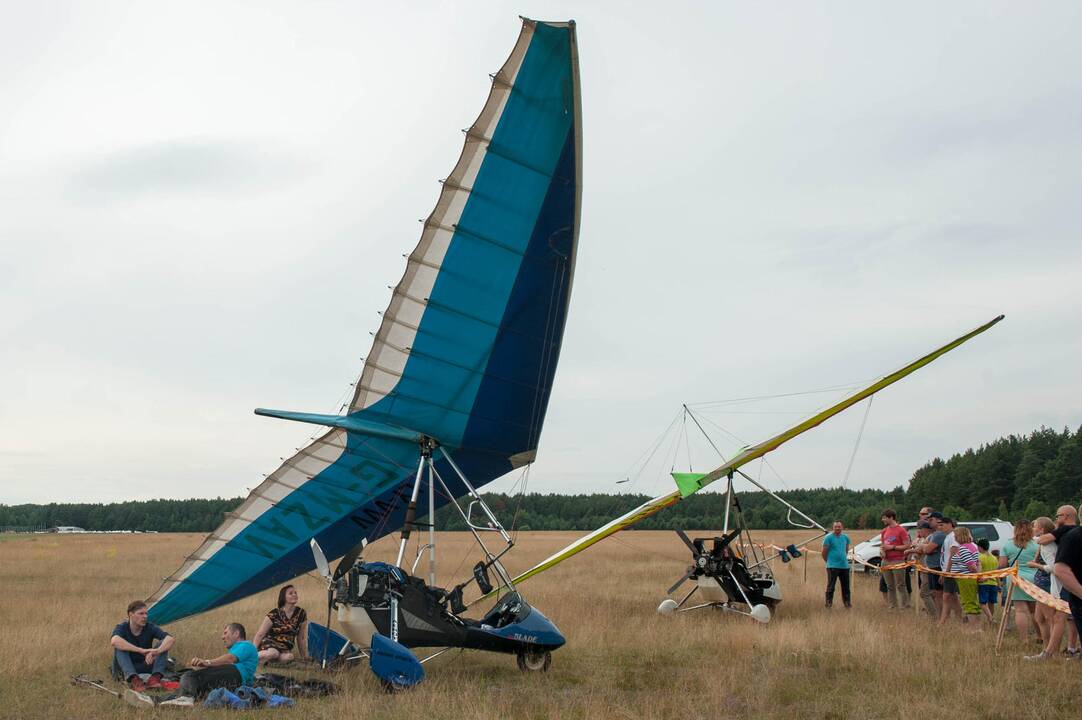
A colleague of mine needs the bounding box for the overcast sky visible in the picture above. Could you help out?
[3,1,1080,506]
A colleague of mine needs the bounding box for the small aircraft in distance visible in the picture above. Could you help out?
[658,465,824,623]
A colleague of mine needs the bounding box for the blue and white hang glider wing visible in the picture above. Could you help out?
[148,18,582,624]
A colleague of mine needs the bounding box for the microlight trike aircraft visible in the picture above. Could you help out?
[476,315,1004,624]
[145,16,582,690]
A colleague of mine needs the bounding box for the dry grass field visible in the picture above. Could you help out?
[2,529,1080,719]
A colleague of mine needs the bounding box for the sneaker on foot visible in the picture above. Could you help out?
[158,695,195,708]
[145,674,163,689]
[123,688,156,708]
[1023,651,1051,661]
[129,676,147,692]
[160,679,181,691]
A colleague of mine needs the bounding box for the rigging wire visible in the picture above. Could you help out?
[509,464,532,543]
[682,407,693,472]
[840,396,874,488]
[688,402,803,490]
[615,408,684,491]
[660,415,686,486]
[686,381,869,409]
[672,406,692,473]
[684,406,728,464]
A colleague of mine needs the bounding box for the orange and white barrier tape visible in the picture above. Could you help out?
[880,561,1071,614]
[1011,574,1071,614]
[880,560,1018,581]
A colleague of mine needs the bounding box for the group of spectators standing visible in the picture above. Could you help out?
[110,584,309,698]
[820,503,1082,660]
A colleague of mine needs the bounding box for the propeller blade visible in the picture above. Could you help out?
[667,568,696,595]
[674,529,697,554]
[322,586,334,669]
[333,538,368,581]
[310,538,331,581]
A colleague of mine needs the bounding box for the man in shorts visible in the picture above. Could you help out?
[916,513,948,616]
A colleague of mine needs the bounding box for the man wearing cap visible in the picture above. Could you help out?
[907,520,937,615]
[915,512,948,617]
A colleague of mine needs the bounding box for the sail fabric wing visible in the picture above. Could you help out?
[148,19,581,625]
[489,316,1004,593]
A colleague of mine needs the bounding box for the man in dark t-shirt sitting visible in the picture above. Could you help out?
[111,600,175,690]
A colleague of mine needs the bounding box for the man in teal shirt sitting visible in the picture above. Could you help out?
[821,520,852,608]
[178,622,259,698]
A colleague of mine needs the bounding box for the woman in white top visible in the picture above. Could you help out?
[1023,517,1056,658]
[1028,514,1081,660]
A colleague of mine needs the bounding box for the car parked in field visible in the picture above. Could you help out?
[850,520,1014,571]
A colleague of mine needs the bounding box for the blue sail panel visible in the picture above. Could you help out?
[147,19,581,625]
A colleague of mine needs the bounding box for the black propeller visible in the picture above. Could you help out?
[667,567,697,595]
[334,537,368,582]
[667,527,745,596]
[675,529,698,554]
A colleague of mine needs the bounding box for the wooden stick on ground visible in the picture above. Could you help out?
[995,577,1016,656]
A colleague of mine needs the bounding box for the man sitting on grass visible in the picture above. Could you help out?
[179,622,259,698]
[110,600,175,690]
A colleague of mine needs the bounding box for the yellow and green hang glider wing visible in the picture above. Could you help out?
[488,314,1004,596]
[676,314,1004,497]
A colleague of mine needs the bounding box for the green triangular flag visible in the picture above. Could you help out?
[671,472,708,498]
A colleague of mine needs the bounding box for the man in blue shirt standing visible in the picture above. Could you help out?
[111,600,175,690]
[178,622,259,698]
[821,520,852,608]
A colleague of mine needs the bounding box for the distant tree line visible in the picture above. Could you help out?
[0,497,240,533]
[434,487,906,532]
[906,425,1082,524]
[3,426,1078,533]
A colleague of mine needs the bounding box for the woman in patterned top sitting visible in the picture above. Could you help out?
[253,584,309,663]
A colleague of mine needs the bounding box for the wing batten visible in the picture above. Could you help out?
[352,21,539,416]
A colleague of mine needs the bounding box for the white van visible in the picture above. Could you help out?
[850,520,1014,571]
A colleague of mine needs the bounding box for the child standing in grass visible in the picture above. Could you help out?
[976,538,998,624]
[945,526,981,627]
